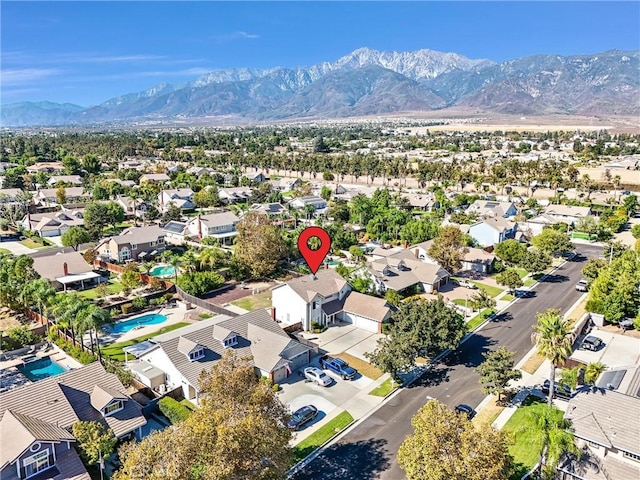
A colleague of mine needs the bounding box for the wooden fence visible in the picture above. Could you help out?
[174,285,238,317]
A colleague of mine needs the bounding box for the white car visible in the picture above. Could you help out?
[304,367,332,386]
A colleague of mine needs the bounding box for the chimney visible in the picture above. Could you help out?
[325,262,328,269]
[197,214,203,240]
[63,262,69,276]
[270,307,276,321]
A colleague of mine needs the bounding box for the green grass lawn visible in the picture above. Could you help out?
[523,277,537,287]
[369,378,398,397]
[452,298,468,306]
[293,411,354,462]
[334,352,383,380]
[470,281,503,298]
[20,238,53,249]
[77,280,124,300]
[230,290,272,311]
[101,322,190,361]
[0,248,10,254]
[514,268,528,279]
[501,293,515,302]
[466,308,493,330]
[502,396,551,479]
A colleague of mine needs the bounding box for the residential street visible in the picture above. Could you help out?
[292,244,602,480]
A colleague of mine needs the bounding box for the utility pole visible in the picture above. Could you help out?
[609,242,614,264]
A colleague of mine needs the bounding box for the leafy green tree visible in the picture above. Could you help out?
[81,154,101,174]
[532,309,573,407]
[427,226,468,273]
[468,289,496,312]
[366,297,466,381]
[476,347,522,403]
[62,154,81,174]
[495,269,523,292]
[61,226,91,251]
[56,185,67,205]
[121,263,142,292]
[234,212,287,278]
[581,258,607,284]
[493,239,527,265]
[84,202,112,238]
[72,421,117,465]
[520,249,552,274]
[348,245,365,263]
[114,352,292,480]
[351,276,370,293]
[632,224,640,239]
[398,399,512,480]
[384,289,403,307]
[531,229,573,257]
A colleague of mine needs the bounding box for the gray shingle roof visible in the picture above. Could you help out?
[565,388,640,455]
[0,362,146,439]
[143,310,312,388]
[277,270,347,302]
[90,384,127,411]
[0,410,76,469]
[177,337,200,356]
[106,225,165,246]
[32,251,94,281]
[197,211,240,227]
[343,291,392,322]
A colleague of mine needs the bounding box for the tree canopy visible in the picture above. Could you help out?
[61,226,91,251]
[476,347,522,402]
[531,229,573,257]
[427,226,468,273]
[234,212,287,278]
[398,399,512,480]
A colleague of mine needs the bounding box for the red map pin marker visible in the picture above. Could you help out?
[297,226,332,275]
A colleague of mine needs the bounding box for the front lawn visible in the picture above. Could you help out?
[334,352,383,380]
[470,281,503,298]
[230,290,272,311]
[501,293,515,302]
[521,351,546,375]
[502,396,552,478]
[20,237,53,249]
[293,410,354,462]
[452,298,467,306]
[466,308,493,330]
[523,277,537,287]
[78,280,124,300]
[369,377,397,397]
[101,322,191,361]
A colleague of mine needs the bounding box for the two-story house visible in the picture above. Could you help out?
[270,178,301,192]
[467,200,518,219]
[185,212,239,244]
[139,173,170,184]
[271,269,393,333]
[158,188,195,212]
[133,310,313,403]
[46,175,83,187]
[0,362,146,480]
[468,217,517,248]
[94,225,166,262]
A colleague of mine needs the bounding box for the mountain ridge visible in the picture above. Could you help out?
[2,47,638,126]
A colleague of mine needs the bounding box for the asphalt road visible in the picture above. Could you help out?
[293,244,602,480]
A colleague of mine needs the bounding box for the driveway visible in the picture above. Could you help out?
[571,329,640,368]
[0,241,36,255]
[298,322,382,361]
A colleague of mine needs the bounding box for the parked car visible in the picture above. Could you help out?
[575,279,589,292]
[541,380,573,400]
[304,367,332,386]
[454,404,476,419]
[580,335,604,351]
[458,280,478,289]
[287,405,318,430]
[320,355,357,380]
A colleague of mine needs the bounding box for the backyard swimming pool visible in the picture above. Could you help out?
[108,313,168,334]
[18,356,67,381]
[150,265,176,277]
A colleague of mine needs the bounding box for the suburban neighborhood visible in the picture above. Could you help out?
[0,124,638,480]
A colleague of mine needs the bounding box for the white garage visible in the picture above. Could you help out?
[339,311,380,333]
[337,292,393,334]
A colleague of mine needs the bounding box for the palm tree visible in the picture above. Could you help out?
[21,279,56,332]
[584,361,607,385]
[168,255,182,284]
[51,294,84,346]
[181,251,198,273]
[143,261,156,275]
[532,309,574,407]
[80,304,112,360]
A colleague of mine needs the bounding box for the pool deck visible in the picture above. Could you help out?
[99,304,189,344]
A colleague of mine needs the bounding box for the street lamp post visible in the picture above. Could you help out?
[465,294,468,320]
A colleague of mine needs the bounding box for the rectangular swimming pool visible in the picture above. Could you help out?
[18,357,67,381]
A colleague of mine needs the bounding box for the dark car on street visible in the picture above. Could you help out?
[454,404,476,419]
[580,335,604,351]
[542,380,573,400]
[287,405,318,430]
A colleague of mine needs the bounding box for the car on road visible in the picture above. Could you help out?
[287,405,318,430]
[454,404,476,419]
[304,367,333,386]
[320,355,357,380]
[580,335,604,351]
[575,279,589,292]
[541,380,573,400]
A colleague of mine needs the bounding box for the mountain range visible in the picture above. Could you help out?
[2,47,639,126]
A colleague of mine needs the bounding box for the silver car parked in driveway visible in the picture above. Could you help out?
[304,367,333,386]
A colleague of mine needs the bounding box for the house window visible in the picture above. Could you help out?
[189,348,205,361]
[158,237,165,244]
[623,451,640,462]
[104,400,124,416]
[150,241,156,247]
[224,336,237,348]
[23,449,51,478]
[312,301,317,310]
[131,244,137,250]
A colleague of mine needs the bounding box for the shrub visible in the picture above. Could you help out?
[149,277,163,291]
[104,359,134,387]
[162,293,175,304]
[272,383,280,393]
[311,321,327,333]
[121,303,133,315]
[7,325,40,348]
[158,397,192,424]
[132,297,148,310]
[176,271,225,296]
[51,336,97,365]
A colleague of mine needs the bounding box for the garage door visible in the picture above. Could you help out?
[272,366,288,383]
[342,312,379,333]
[288,350,310,371]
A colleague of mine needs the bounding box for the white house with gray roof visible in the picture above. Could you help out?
[185,212,239,244]
[271,269,393,333]
[94,225,166,262]
[134,310,313,403]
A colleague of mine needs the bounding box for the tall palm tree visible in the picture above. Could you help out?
[51,294,84,346]
[21,279,56,332]
[82,304,112,360]
[168,255,182,284]
[532,309,574,407]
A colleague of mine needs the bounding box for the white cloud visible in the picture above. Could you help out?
[211,31,260,43]
[2,68,62,86]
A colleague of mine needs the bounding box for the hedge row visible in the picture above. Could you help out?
[158,397,192,424]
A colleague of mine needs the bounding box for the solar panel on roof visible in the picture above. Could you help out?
[597,370,626,390]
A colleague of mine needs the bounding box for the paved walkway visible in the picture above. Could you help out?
[0,241,37,255]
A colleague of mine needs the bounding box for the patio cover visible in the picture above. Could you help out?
[123,341,156,358]
[55,271,102,285]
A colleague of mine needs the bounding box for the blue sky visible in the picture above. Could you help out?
[2,1,639,106]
